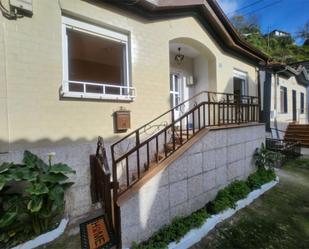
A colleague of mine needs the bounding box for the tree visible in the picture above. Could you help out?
[231,14,261,35]
[230,14,309,63]
[298,20,309,41]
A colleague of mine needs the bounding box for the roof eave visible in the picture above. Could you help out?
[102,0,268,65]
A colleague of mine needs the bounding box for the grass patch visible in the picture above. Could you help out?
[284,157,309,170]
[192,158,309,249]
[132,169,276,249]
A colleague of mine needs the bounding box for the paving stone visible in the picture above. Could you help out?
[169,179,188,207]
[203,149,216,172]
[188,173,204,199]
[215,147,227,168]
[228,143,245,163]
[187,152,203,177]
[203,169,217,192]
[168,156,188,183]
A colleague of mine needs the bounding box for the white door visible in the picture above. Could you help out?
[170,74,182,120]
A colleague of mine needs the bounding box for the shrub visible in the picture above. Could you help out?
[132,208,209,249]
[228,180,251,202]
[247,168,276,190]
[0,151,75,248]
[210,188,235,214]
[131,160,277,248]
[253,143,278,170]
[209,181,250,214]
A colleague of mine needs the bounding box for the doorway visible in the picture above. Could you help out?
[233,69,248,100]
[170,73,182,120]
[292,90,297,122]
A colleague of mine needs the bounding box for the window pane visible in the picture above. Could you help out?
[174,76,179,92]
[69,82,84,92]
[67,29,125,89]
[301,93,304,113]
[86,84,103,94]
[233,77,242,96]
[284,88,287,113]
[170,93,174,108]
[280,87,287,113]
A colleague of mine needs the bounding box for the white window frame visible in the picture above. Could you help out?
[61,16,135,101]
[233,69,249,96]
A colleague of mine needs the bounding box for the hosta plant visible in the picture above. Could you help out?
[0,151,75,248]
[253,143,278,170]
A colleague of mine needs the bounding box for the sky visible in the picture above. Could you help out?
[217,0,309,44]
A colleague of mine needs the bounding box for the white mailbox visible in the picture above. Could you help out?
[10,0,33,16]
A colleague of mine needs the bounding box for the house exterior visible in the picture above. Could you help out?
[260,63,309,138]
[0,0,270,248]
[269,29,291,38]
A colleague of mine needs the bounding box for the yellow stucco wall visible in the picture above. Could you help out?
[0,0,259,152]
[271,75,307,132]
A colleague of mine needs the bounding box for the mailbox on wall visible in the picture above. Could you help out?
[114,110,131,132]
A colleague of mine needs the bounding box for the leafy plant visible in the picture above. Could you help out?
[247,168,276,190]
[132,167,277,249]
[208,181,250,214]
[228,181,251,202]
[209,188,235,214]
[253,143,278,170]
[132,208,209,249]
[0,151,75,248]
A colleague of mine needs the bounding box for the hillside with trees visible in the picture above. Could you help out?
[231,15,309,63]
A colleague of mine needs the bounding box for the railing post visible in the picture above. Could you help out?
[110,142,121,248]
[237,94,241,124]
[207,92,210,126]
[227,94,230,124]
[172,110,176,151]
[136,130,140,179]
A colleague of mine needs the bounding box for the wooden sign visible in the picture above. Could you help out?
[80,215,115,249]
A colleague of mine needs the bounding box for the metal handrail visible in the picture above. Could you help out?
[111,91,258,148]
[111,90,260,197]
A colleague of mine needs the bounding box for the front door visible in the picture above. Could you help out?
[170,74,182,120]
[292,90,297,122]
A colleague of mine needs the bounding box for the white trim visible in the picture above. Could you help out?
[12,219,69,249]
[62,16,128,42]
[61,80,136,101]
[233,69,248,80]
[61,17,132,101]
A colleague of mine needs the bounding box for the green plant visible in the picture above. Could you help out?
[130,169,276,249]
[228,181,251,202]
[132,208,209,249]
[253,143,278,170]
[209,181,250,214]
[210,188,235,214]
[247,168,276,190]
[0,151,75,248]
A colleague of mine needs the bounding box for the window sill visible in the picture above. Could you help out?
[60,91,135,102]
